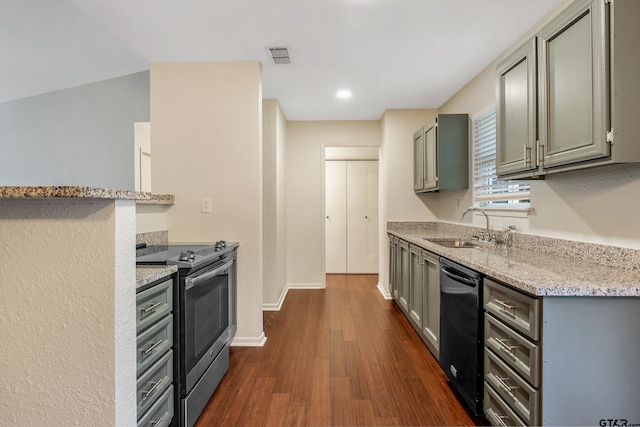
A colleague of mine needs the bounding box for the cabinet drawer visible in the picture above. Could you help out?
[485,349,540,425]
[484,278,540,341]
[485,314,540,387]
[137,350,173,419]
[136,278,173,333]
[137,385,174,427]
[137,315,173,376]
[484,382,527,427]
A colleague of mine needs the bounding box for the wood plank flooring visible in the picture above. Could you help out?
[195,274,486,427]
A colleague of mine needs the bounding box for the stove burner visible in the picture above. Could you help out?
[214,240,227,250]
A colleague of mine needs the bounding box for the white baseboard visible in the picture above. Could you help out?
[262,283,324,311]
[263,286,289,311]
[377,282,392,300]
[231,332,267,347]
[287,282,324,290]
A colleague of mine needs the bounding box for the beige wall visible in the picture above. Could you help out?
[150,62,265,344]
[286,120,381,286]
[262,99,288,308]
[378,109,438,291]
[436,0,640,249]
[0,199,136,426]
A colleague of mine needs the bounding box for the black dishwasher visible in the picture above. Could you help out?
[439,257,484,416]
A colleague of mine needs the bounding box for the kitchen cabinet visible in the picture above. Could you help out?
[497,0,640,179]
[389,236,398,300]
[136,275,176,426]
[409,245,423,328]
[398,239,410,314]
[496,38,537,177]
[413,114,469,192]
[419,249,440,359]
[484,278,541,426]
[388,235,440,359]
[483,277,640,426]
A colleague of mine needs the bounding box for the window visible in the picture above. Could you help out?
[473,109,530,209]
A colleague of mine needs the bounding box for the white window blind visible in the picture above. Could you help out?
[473,110,530,207]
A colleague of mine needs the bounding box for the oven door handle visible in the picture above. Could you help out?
[185,259,234,290]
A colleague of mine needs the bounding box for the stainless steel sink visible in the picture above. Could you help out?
[423,238,479,248]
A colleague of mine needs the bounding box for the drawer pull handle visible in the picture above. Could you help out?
[150,415,165,426]
[494,299,515,310]
[142,340,163,358]
[142,301,163,315]
[495,299,517,317]
[495,376,518,394]
[142,379,162,399]
[495,338,517,354]
[496,415,509,427]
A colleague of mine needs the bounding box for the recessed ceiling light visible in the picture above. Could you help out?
[336,89,352,99]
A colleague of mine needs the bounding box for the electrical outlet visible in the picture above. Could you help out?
[201,198,212,213]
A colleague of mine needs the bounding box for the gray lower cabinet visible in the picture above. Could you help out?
[419,250,439,359]
[413,114,469,192]
[484,277,640,426]
[136,276,176,426]
[388,235,440,360]
[497,0,640,179]
[397,239,410,314]
[389,236,398,300]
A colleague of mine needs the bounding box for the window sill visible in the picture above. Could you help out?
[475,206,533,218]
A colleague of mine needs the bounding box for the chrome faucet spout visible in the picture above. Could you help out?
[460,207,490,236]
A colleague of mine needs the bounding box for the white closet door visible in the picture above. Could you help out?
[325,161,347,273]
[347,161,378,274]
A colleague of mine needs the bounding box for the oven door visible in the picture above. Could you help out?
[181,258,232,394]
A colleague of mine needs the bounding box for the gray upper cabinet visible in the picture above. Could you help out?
[538,0,608,169]
[413,129,425,191]
[413,114,469,192]
[497,0,640,179]
[496,38,537,177]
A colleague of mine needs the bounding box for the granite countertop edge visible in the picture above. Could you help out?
[0,186,175,204]
[388,229,640,298]
[136,265,178,289]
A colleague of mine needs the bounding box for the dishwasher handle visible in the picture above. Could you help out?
[441,264,478,287]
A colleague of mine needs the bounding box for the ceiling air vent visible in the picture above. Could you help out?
[268,47,291,64]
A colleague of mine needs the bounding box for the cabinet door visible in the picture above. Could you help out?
[409,245,422,329]
[346,161,378,274]
[421,251,440,359]
[496,38,538,177]
[538,0,609,169]
[423,120,438,190]
[389,236,397,299]
[413,128,425,191]
[325,161,347,273]
[398,240,410,314]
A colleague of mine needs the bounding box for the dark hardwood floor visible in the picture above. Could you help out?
[195,274,486,427]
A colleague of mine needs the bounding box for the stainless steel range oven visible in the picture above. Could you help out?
[137,241,237,427]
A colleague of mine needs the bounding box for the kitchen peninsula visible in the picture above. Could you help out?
[0,186,173,426]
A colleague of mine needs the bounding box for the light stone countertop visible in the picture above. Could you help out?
[136,265,178,289]
[0,186,174,204]
[389,227,640,298]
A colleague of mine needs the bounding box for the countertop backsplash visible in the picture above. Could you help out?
[136,230,169,257]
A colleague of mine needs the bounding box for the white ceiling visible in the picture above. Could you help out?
[1,0,564,121]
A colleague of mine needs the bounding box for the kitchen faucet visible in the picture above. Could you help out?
[460,207,490,241]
